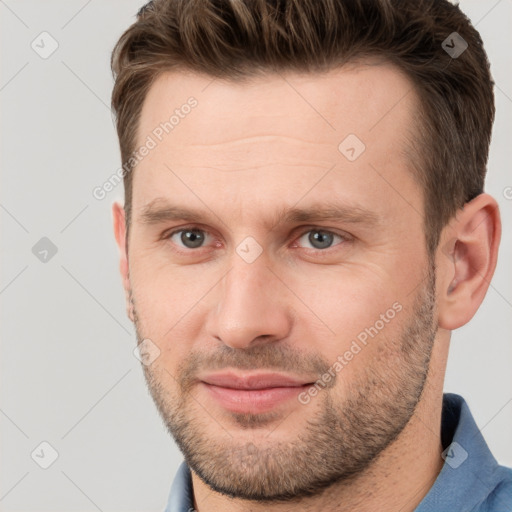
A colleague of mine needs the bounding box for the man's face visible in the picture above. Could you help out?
[122,64,439,500]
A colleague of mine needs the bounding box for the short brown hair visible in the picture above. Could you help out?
[111,0,494,253]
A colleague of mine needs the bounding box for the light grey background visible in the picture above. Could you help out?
[1,1,511,510]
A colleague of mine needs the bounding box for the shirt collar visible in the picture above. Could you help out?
[415,392,510,511]
[164,459,194,512]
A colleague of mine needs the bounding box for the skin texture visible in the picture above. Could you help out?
[113,63,500,511]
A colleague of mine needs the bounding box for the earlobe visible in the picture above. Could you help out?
[112,202,134,322]
[437,194,501,330]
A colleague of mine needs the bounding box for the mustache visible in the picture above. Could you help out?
[174,343,334,392]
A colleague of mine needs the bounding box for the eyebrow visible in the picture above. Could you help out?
[139,198,380,231]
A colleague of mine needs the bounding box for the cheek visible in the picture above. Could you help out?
[130,247,211,306]
[285,266,409,367]
[128,257,209,355]
[291,264,402,326]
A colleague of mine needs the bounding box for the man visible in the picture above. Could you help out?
[110,0,512,510]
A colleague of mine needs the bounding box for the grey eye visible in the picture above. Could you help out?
[298,230,342,250]
[173,229,206,249]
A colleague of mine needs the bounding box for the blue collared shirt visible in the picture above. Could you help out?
[164,393,512,511]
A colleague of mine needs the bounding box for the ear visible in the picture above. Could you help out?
[112,202,134,323]
[436,193,501,330]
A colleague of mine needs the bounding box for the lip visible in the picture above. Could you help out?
[198,371,315,414]
[199,371,313,390]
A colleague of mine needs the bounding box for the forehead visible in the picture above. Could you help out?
[137,62,418,151]
[131,63,422,224]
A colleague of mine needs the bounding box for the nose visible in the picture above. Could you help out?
[205,255,293,350]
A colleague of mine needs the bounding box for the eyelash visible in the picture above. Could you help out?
[161,225,351,254]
